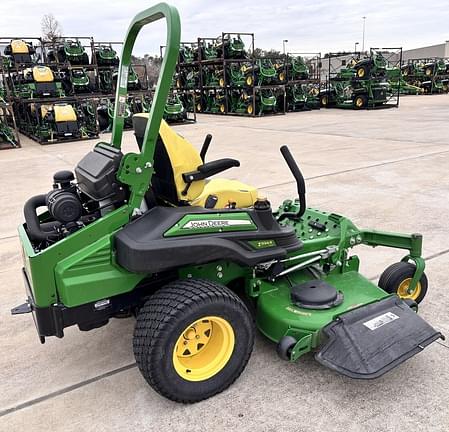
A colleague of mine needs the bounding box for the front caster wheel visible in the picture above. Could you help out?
[277,336,297,361]
[133,279,254,403]
[378,262,428,304]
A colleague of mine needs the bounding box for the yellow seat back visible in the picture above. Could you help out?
[54,105,77,122]
[33,66,54,83]
[11,40,29,54]
[157,120,205,202]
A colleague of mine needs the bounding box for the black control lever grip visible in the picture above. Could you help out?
[280,145,306,219]
[200,134,212,162]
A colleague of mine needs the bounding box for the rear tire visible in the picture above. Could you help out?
[133,279,254,403]
[378,262,428,304]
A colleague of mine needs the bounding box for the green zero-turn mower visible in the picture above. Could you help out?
[12,3,443,403]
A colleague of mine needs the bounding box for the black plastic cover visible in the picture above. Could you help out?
[115,206,302,273]
[75,144,123,200]
[291,280,343,309]
[315,296,442,379]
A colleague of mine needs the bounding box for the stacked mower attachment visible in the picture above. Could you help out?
[13,3,442,404]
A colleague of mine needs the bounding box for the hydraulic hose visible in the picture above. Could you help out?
[23,194,49,242]
[280,145,306,219]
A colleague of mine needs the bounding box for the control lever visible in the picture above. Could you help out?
[200,134,212,162]
[279,145,307,220]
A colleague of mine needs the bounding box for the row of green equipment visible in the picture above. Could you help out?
[320,50,401,109]
[12,4,442,404]
[400,58,449,94]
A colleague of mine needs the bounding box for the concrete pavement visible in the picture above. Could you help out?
[1,94,448,431]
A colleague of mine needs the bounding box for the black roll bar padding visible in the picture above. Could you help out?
[280,145,306,219]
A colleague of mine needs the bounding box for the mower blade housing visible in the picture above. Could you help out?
[315,296,442,379]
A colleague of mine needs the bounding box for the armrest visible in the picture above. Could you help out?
[182,158,240,183]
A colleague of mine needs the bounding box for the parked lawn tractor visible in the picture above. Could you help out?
[4,39,36,65]
[199,39,220,60]
[221,34,247,59]
[203,65,222,87]
[97,97,132,132]
[179,43,197,64]
[245,59,280,86]
[163,93,187,122]
[352,51,387,79]
[10,65,65,99]
[94,44,120,66]
[62,68,95,94]
[225,63,247,87]
[286,83,320,111]
[201,88,226,113]
[13,4,442,403]
[321,76,389,109]
[20,102,83,142]
[228,88,253,115]
[47,39,89,65]
[286,55,309,81]
[113,64,141,90]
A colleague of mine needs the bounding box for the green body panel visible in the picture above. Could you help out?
[55,235,143,307]
[19,206,139,308]
[164,212,257,237]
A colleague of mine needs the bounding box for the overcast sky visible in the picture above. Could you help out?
[0,1,448,56]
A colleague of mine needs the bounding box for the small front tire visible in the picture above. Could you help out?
[378,262,428,304]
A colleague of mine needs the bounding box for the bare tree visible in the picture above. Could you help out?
[41,14,63,42]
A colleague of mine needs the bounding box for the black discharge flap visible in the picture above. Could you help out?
[315,296,442,379]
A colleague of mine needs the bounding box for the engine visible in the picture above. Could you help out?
[24,144,127,250]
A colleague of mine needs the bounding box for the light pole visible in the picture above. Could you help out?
[362,16,366,53]
[283,39,288,56]
[354,42,359,53]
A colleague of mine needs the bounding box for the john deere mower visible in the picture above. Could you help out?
[10,66,65,99]
[47,39,89,65]
[4,39,36,65]
[113,64,141,90]
[245,59,279,86]
[163,92,187,122]
[20,103,82,142]
[221,34,247,59]
[179,44,197,64]
[286,55,309,81]
[321,75,389,109]
[353,51,387,79]
[97,97,132,132]
[94,44,120,66]
[225,63,247,87]
[63,68,94,94]
[199,39,220,60]
[202,88,227,113]
[12,4,442,403]
[287,83,319,111]
[228,88,253,115]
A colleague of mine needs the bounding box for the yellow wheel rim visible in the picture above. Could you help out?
[425,68,432,76]
[173,316,235,381]
[355,96,364,107]
[246,76,253,86]
[397,278,422,300]
[247,104,253,114]
[321,96,328,106]
[279,72,285,82]
[196,103,201,112]
[220,104,225,113]
[357,68,365,78]
[176,79,181,88]
[219,77,225,87]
